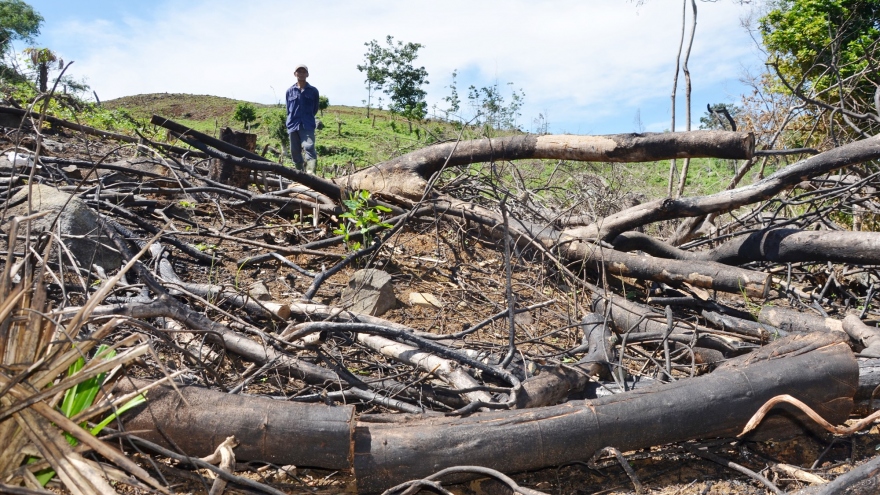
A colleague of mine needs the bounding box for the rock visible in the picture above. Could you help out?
[98,157,172,185]
[41,138,65,154]
[2,183,122,270]
[0,151,38,171]
[248,281,272,301]
[340,269,396,316]
[409,292,443,309]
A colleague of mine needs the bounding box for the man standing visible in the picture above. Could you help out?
[286,63,320,174]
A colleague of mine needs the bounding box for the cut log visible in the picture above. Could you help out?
[757,306,845,335]
[116,380,354,470]
[114,333,855,493]
[613,229,880,266]
[349,131,754,200]
[352,332,855,492]
[565,244,771,298]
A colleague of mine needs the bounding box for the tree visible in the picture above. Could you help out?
[759,0,880,140]
[699,103,740,131]
[233,102,257,131]
[356,40,388,118]
[0,0,42,80]
[22,46,56,92]
[318,94,329,116]
[467,81,525,131]
[381,36,429,124]
[435,69,461,121]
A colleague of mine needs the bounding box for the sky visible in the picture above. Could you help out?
[15,0,769,135]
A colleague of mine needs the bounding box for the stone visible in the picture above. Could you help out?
[248,281,272,301]
[340,269,396,316]
[1,183,122,270]
[408,292,443,309]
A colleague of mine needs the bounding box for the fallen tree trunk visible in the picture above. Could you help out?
[613,229,880,266]
[150,114,270,163]
[353,332,855,492]
[566,243,771,298]
[116,332,855,493]
[348,131,753,201]
[565,134,880,241]
[116,379,355,470]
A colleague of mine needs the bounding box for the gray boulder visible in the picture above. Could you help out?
[2,183,122,270]
[340,269,396,316]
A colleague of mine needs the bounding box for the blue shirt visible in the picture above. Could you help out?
[285,83,319,132]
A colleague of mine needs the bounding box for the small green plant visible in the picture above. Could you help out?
[31,345,147,486]
[178,200,196,209]
[333,190,392,251]
[194,242,218,252]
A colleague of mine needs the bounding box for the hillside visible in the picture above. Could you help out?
[104,93,482,173]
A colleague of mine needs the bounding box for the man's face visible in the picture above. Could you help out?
[295,69,308,80]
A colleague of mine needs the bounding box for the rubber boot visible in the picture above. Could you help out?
[305,159,317,174]
[293,161,305,172]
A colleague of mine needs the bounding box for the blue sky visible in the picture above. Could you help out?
[17,0,767,135]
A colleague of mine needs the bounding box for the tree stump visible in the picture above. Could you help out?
[209,127,256,189]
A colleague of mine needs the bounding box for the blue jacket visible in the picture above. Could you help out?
[285,83,319,131]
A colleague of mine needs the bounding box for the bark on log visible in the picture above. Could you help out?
[757,306,845,335]
[117,380,355,470]
[591,292,750,363]
[613,229,880,266]
[514,314,614,408]
[349,131,754,200]
[116,333,855,493]
[568,244,771,298]
[352,332,855,492]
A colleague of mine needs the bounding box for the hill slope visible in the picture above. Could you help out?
[104,93,478,173]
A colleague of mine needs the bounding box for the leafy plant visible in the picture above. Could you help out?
[194,242,218,252]
[333,190,392,250]
[31,344,147,486]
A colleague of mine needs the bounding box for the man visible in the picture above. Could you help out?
[285,63,320,174]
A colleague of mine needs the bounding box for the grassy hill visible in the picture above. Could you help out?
[104,93,484,174]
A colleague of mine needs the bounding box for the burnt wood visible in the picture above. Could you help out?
[353,332,855,492]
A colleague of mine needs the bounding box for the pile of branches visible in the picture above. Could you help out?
[2,106,880,494]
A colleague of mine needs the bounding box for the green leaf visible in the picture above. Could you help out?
[90,394,147,436]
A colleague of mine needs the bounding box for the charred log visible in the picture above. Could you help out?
[613,229,880,266]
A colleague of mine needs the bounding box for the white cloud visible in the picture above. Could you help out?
[37,0,763,133]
